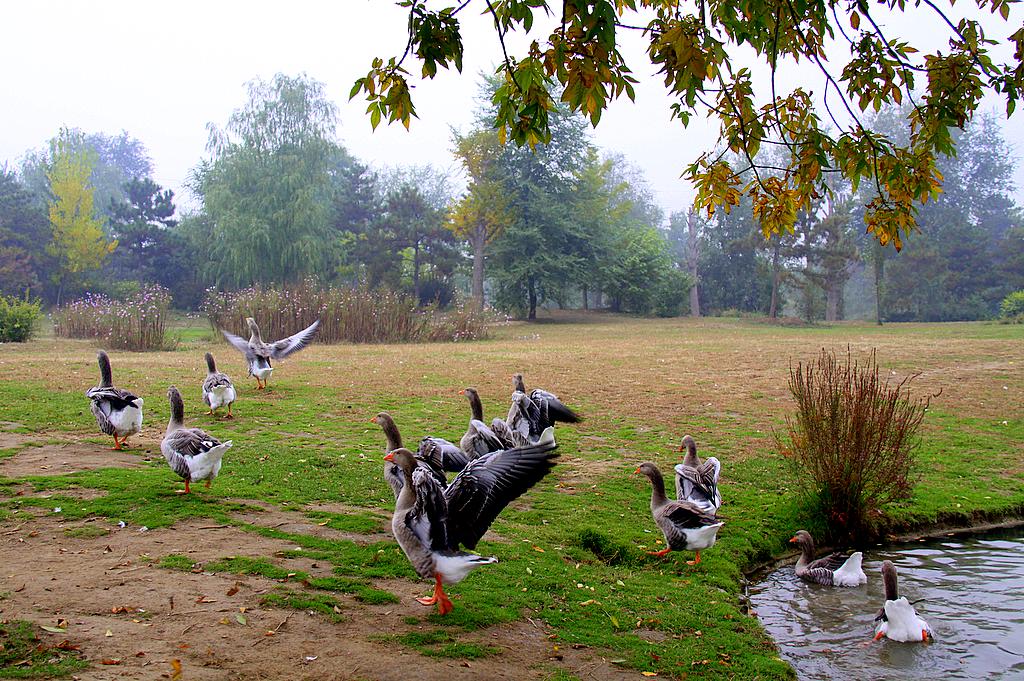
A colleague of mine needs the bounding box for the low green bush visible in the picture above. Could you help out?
[0,293,41,342]
[1000,290,1024,322]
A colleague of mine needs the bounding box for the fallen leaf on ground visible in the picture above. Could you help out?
[100,659,122,665]
[195,596,216,604]
[226,585,240,596]
[171,659,182,679]
[40,625,67,634]
[235,613,247,625]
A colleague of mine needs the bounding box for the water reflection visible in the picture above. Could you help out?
[750,527,1024,680]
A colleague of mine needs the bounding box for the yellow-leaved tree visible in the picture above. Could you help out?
[46,128,116,304]
[448,129,511,311]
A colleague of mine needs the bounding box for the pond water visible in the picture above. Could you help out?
[749,527,1024,680]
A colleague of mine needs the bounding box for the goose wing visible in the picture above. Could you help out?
[490,418,530,449]
[221,329,256,360]
[463,420,505,458]
[267,320,320,359]
[506,392,543,441]
[806,552,850,572]
[443,428,558,550]
[86,387,140,411]
[530,388,580,423]
[405,465,450,552]
[417,437,470,473]
[674,457,721,506]
[165,427,222,458]
[202,372,232,393]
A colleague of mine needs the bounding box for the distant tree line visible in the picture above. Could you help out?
[1,73,1020,322]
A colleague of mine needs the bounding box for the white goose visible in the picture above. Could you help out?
[162,386,232,493]
[85,351,143,450]
[221,317,319,389]
[874,560,932,642]
[201,352,236,418]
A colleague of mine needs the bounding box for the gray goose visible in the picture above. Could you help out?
[789,530,867,586]
[85,351,143,450]
[673,435,722,515]
[635,462,723,564]
[873,560,932,642]
[161,387,232,493]
[460,387,526,450]
[385,427,558,615]
[221,317,319,389]
[371,412,464,498]
[512,373,581,428]
[201,352,236,418]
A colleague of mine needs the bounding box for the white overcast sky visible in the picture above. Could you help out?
[2,0,1022,219]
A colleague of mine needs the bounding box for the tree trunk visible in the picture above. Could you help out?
[768,242,781,319]
[527,277,537,320]
[582,285,589,310]
[595,288,603,308]
[873,242,885,325]
[412,240,421,304]
[825,281,840,322]
[686,210,701,317]
[471,226,486,312]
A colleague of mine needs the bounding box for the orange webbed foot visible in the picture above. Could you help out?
[647,548,671,557]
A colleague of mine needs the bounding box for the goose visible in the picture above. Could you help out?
[635,462,723,565]
[221,317,320,389]
[674,435,722,515]
[874,560,932,642]
[161,386,232,493]
[371,412,462,498]
[201,352,236,418]
[385,427,558,614]
[460,387,524,450]
[512,373,581,427]
[789,530,867,586]
[85,351,143,450]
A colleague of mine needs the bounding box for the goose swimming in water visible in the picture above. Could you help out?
[874,560,932,642]
[161,387,232,493]
[789,530,867,587]
[221,317,319,389]
[385,427,558,615]
[635,462,723,565]
[201,352,236,418]
[85,351,143,450]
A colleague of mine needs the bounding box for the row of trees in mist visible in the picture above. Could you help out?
[1,72,1021,322]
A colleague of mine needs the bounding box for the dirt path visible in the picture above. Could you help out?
[0,439,637,680]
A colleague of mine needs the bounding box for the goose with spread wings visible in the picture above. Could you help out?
[162,386,232,493]
[221,317,319,389]
[674,435,722,515]
[385,427,558,615]
[511,373,581,432]
[371,411,468,498]
[459,387,527,453]
[85,351,143,450]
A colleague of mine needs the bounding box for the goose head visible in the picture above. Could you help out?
[245,317,261,339]
[383,447,417,476]
[512,373,526,393]
[788,529,815,553]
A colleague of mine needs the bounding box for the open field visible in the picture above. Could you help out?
[1,313,1022,680]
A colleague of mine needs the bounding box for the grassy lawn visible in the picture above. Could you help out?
[1,313,1022,679]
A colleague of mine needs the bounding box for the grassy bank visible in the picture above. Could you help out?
[1,313,1022,679]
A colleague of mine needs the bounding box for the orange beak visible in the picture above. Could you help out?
[369,417,377,424]
[384,452,394,462]
[678,444,685,452]
[459,389,465,395]
[788,536,798,544]
[634,466,641,474]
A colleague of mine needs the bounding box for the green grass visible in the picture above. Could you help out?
[375,629,501,659]
[0,317,1021,678]
[0,620,88,678]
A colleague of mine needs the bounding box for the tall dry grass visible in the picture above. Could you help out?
[202,280,493,344]
[776,348,928,542]
[53,286,174,351]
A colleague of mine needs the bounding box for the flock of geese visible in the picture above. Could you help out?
[81,318,931,635]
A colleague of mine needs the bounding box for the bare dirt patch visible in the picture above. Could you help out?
[0,515,636,681]
[232,504,392,544]
[0,441,149,478]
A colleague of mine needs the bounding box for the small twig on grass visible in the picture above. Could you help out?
[196,525,231,530]
[179,622,198,637]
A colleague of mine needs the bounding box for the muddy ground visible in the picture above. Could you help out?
[0,436,637,681]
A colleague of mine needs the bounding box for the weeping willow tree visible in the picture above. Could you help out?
[195,73,340,287]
